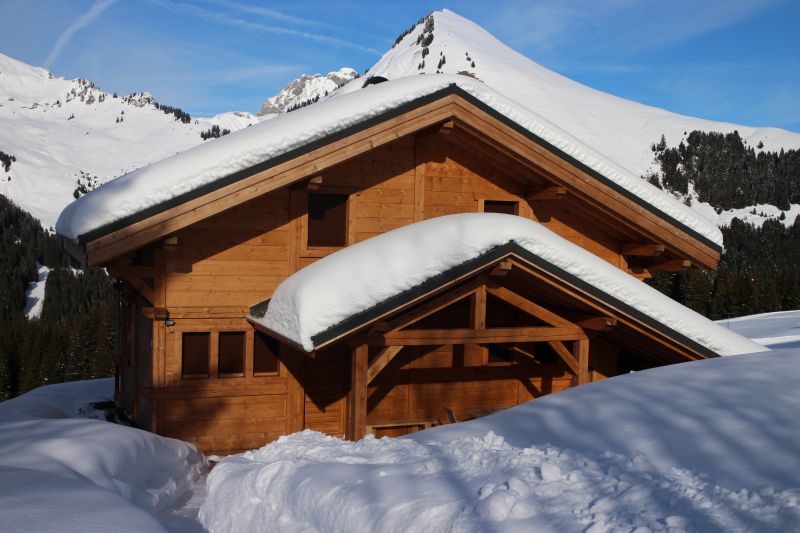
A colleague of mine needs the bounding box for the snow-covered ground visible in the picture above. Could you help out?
[717,310,800,350]
[0,378,206,533]
[0,309,797,531]
[201,349,800,532]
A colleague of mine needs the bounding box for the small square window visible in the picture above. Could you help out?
[182,332,210,377]
[484,200,518,215]
[254,331,279,375]
[308,193,347,247]
[218,332,245,376]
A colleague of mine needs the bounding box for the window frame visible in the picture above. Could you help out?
[217,331,247,378]
[479,198,521,216]
[297,186,357,258]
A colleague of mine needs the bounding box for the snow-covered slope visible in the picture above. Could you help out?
[358,10,800,176]
[0,52,260,228]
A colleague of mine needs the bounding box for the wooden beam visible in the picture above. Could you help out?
[489,260,513,277]
[470,281,487,330]
[622,242,665,257]
[547,340,580,375]
[486,283,575,328]
[306,175,324,191]
[128,278,154,305]
[575,316,618,331]
[367,345,404,384]
[574,339,590,385]
[527,186,567,202]
[348,343,368,440]
[650,259,692,272]
[370,326,586,346]
[384,277,482,332]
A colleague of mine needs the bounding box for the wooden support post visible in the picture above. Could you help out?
[574,339,590,385]
[283,346,306,434]
[348,343,368,440]
[471,278,487,363]
[547,340,579,375]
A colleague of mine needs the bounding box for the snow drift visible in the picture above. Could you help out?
[257,213,763,355]
[0,379,206,532]
[200,348,800,532]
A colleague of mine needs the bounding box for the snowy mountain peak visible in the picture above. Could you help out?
[256,67,359,117]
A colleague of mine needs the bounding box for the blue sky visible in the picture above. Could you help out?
[2,1,798,131]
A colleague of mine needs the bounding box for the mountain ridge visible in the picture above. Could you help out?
[1,8,799,229]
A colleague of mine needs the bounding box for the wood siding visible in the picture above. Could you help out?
[123,131,670,454]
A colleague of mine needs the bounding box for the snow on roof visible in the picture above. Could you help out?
[55,74,723,248]
[254,213,762,355]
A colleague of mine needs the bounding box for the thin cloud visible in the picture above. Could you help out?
[151,0,379,54]
[199,0,328,28]
[44,0,116,68]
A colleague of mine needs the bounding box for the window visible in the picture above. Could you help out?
[253,331,279,375]
[483,200,518,215]
[182,332,210,377]
[218,332,245,376]
[307,193,348,247]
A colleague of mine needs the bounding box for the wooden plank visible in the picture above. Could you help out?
[486,283,575,328]
[367,345,404,384]
[621,243,665,257]
[371,327,586,346]
[574,339,590,385]
[575,316,618,331]
[547,341,579,375]
[349,344,368,440]
[527,186,567,201]
[414,135,426,222]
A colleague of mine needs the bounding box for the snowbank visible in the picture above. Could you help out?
[257,213,764,355]
[56,73,723,249]
[717,310,800,349]
[200,349,800,532]
[0,379,206,532]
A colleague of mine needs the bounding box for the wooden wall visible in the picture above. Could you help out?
[131,131,645,453]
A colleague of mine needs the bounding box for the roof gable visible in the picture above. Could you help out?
[54,76,723,267]
[250,214,762,357]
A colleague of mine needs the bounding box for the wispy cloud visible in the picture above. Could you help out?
[199,0,328,28]
[44,0,116,68]
[151,0,379,54]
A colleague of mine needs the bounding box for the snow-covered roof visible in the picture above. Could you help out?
[55,74,723,249]
[253,213,763,355]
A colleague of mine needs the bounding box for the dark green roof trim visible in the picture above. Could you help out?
[77,84,721,254]
[250,241,720,359]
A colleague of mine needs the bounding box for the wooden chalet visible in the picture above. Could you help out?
[57,80,731,455]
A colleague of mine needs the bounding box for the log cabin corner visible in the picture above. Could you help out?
[55,77,749,455]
